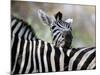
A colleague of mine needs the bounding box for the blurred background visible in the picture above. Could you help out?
[11,1,96,48]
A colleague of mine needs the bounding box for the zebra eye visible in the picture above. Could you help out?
[62,35,64,38]
[67,25,70,28]
[67,23,71,28]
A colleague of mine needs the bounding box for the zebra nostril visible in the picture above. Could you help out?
[67,31,73,38]
[67,31,71,35]
[63,31,71,37]
[62,35,64,38]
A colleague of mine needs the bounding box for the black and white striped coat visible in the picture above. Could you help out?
[38,10,96,71]
[11,16,69,74]
[11,16,96,74]
[65,47,96,70]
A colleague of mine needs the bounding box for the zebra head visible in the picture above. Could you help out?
[38,9,73,49]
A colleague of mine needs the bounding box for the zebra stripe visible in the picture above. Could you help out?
[59,47,64,71]
[12,37,21,73]
[25,39,32,73]
[77,49,95,70]
[50,44,56,72]
[19,39,27,73]
[67,47,96,70]
[43,42,49,72]
[68,47,88,70]
[37,40,42,72]
[87,57,96,69]
[11,16,96,74]
[33,40,37,73]
[11,16,69,74]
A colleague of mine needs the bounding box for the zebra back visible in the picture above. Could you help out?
[65,46,96,70]
[11,16,36,40]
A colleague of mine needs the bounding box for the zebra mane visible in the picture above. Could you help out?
[11,16,36,40]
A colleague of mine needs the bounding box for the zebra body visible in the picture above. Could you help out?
[11,16,96,74]
[65,47,96,70]
[11,16,69,74]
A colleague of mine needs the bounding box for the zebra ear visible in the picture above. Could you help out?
[65,18,73,24]
[38,9,53,26]
[55,11,62,21]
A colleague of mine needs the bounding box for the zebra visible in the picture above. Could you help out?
[38,10,96,70]
[11,16,70,74]
[38,9,73,49]
[11,16,96,74]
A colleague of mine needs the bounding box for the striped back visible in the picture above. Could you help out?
[11,16,36,40]
[38,9,73,49]
[65,46,96,70]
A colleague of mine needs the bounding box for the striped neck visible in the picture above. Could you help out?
[11,16,36,41]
